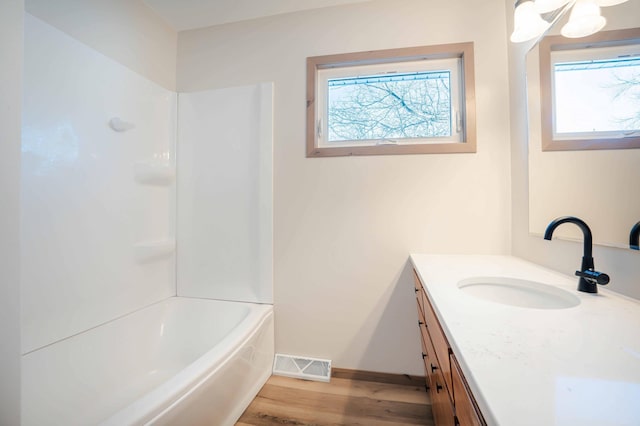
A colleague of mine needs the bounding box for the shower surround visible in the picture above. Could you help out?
[21,14,273,425]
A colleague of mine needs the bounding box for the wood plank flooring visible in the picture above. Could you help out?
[236,374,434,426]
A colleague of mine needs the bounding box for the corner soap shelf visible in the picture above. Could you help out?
[134,239,175,263]
[134,159,175,186]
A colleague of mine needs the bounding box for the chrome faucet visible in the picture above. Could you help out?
[544,216,609,294]
[630,222,640,250]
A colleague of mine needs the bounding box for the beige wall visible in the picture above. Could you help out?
[506,2,640,300]
[0,0,23,423]
[179,0,512,374]
[26,0,177,90]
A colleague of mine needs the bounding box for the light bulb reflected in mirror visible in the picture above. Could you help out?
[561,0,607,38]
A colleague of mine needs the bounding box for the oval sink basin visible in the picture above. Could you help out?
[457,277,580,309]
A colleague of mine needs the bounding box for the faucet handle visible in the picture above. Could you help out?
[575,269,610,285]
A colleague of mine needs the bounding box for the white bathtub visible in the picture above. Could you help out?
[22,297,274,426]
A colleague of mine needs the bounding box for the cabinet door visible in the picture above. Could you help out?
[451,355,486,426]
[416,282,432,393]
[431,366,456,426]
[413,268,485,426]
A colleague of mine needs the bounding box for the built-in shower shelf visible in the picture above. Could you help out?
[134,160,175,186]
[134,239,175,263]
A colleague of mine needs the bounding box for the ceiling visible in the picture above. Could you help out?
[143,0,372,31]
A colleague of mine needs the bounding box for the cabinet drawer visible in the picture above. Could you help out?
[413,270,426,314]
[417,297,427,326]
[419,322,436,373]
[421,320,434,359]
[418,306,437,375]
[422,289,453,396]
[419,326,432,390]
[422,322,453,408]
[451,355,486,426]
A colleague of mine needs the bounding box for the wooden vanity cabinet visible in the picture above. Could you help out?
[451,355,484,426]
[413,270,486,426]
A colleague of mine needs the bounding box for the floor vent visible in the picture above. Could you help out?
[273,354,332,382]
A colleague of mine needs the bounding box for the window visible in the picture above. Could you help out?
[539,28,640,151]
[306,43,476,157]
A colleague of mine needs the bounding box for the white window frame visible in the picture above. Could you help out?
[306,43,476,157]
[539,28,640,151]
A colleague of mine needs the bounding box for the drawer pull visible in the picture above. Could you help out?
[436,382,443,393]
[414,287,420,293]
[431,363,439,373]
[421,352,427,360]
[418,321,424,326]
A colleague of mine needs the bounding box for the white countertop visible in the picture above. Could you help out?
[410,254,640,426]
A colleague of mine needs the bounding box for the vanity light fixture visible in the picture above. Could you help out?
[510,0,630,43]
[534,0,572,13]
[511,0,551,43]
[596,0,630,5]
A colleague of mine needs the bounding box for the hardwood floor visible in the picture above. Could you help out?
[236,373,434,426]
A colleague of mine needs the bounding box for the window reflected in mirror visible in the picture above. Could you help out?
[538,28,640,151]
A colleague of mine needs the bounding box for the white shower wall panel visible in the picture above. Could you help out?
[21,14,177,353]
[177,84,273,303]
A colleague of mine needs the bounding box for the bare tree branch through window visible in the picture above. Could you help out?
[327,71,452,142]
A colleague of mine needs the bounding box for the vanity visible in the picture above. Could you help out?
[411,254,640,426]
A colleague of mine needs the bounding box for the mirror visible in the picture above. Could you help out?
[527,1,640,249]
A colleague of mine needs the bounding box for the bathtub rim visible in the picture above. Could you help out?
[100,296,273,426]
